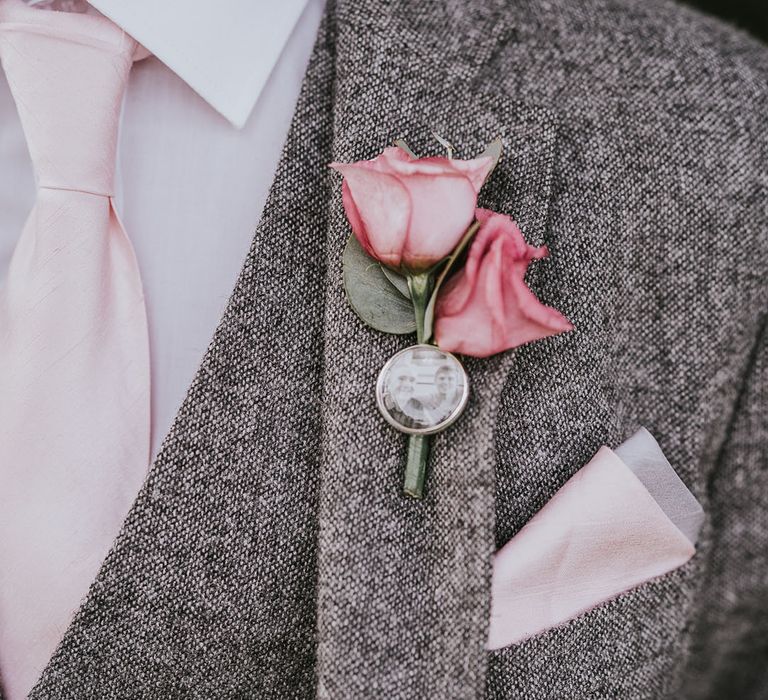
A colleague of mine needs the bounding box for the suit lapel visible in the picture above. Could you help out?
[314,4,559,698]
[28,2,561,698]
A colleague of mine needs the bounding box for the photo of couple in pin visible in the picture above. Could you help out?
[376,345,469,435]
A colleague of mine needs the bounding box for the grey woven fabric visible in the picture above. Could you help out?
[9,0,767,698]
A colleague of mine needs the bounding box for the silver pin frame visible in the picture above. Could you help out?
[376,344,469,436]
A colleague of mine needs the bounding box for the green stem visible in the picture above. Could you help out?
[403,435,430,499]
[403,271,434,499]
[407,272,432,344]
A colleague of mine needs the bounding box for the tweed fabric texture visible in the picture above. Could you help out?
[683,319,768,699]
[6,0,767,698]
[484,1,768,697]
[315,5,559,694]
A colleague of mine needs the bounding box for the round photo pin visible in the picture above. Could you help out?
[376,344,469,436]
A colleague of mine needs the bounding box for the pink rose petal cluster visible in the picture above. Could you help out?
[434,209,574,357]
[330,146,494,271]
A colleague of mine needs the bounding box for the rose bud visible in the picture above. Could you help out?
[434,209,573,357]
[330,146,494,271]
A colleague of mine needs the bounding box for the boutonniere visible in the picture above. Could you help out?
[330,135,573,499]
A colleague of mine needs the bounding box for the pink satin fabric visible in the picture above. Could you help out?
[0,2,149,696]
[487,446,695,650]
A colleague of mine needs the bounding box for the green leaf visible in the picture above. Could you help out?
[393,137,418,159]
[343,235,417,335]
[422,220,481,343]
[380,265,411,298]
[431,131,455,159]
[478,136,503,185]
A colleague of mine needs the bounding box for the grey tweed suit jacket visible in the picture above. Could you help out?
[15,0,768,698]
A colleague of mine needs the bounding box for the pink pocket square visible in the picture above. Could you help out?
[487,428,703,650]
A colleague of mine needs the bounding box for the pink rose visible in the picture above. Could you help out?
[330,146,494,271]
[434,209,574,357]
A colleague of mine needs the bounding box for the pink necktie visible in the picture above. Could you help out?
[0,2,149,696]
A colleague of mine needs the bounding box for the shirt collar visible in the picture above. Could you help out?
[88,0,311,128]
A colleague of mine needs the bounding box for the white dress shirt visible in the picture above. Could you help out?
[0,0,326,462]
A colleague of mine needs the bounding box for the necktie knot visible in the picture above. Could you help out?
[0,0,136,196]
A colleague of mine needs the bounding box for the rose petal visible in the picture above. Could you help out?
[340,180,375,258]
[384,155,494,194]
[376,146,417,169]
[435,216,495,317]
[331,153,493,272]
[331,162,411,268]
[383,155,458,177]
[434,210,573,357]
[400,173,477,269]
[501,261,575,345]
[440,155,495,193]
[475,207,495,225]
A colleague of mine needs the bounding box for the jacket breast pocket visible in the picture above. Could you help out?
[485,428,706,699]
[485,561,702,700]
